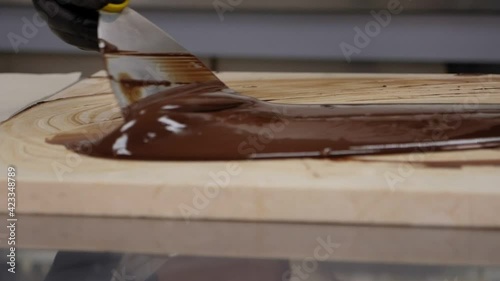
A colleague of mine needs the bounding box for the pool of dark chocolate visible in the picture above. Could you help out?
[47,80,500,161]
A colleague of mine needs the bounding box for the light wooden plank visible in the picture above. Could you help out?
[1,73,500,227]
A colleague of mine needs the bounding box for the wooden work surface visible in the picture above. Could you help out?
[1,72,500,228]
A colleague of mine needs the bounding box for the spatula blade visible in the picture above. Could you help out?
[98,8,224,109]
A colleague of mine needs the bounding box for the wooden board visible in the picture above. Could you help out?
[1,72,500,228]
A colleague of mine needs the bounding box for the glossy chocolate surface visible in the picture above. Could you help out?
[48,80,500,161]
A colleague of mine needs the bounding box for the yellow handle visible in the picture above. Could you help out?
[102,0,130,13]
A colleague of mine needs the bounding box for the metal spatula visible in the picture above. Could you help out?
[98,1,224,109]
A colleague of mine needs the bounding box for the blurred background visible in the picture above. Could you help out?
[1,0,500,76]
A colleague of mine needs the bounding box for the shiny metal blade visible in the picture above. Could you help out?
[98,8,224,109]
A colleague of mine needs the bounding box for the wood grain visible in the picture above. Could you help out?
[1,73,500,227]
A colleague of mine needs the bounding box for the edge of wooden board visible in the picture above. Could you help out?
[1,73,500,228]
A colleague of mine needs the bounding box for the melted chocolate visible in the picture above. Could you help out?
[48,80,500,161]
[115,73,173,104]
